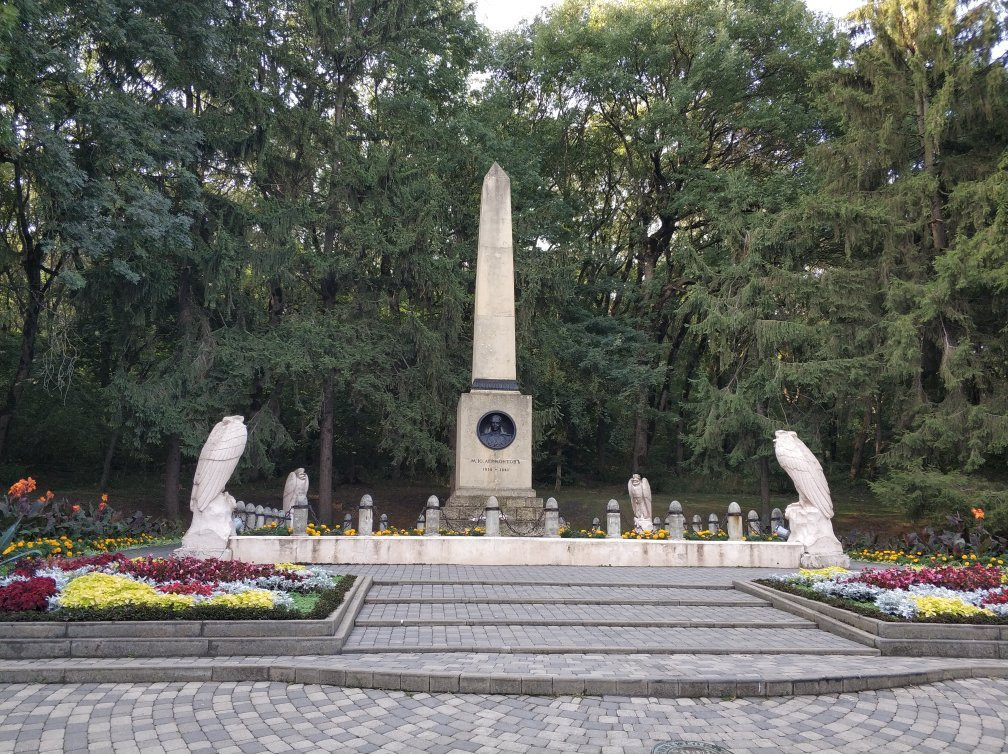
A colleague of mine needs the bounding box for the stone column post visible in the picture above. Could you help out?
[416,512,425,534]
[291,494,309,536]
[425,495,441,536]
[606,499,620,539]
[342,513,353,532]
[666,501,685,539]
[726,502,743,541]
[358,494,374,536]
[708,513,719,534]
[544,497,560,538]
[484,496,500,537]
[771,507,784,535]
[747,510,761,536]
[379,513,389,532]
[692,514,702,533]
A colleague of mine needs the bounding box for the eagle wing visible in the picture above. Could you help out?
[191,417,247,512]
[282,471,298,513]
[775,434,833,519]
[628,478,640,505]
[641,477,652,508]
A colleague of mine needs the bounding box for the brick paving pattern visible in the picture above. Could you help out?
[355,603,813,626]
[1,679,1006,753]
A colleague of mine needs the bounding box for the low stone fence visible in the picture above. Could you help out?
[230,536,803,567]
[234,501,286,531]
[230,495,806,566]
[349,494,787,541]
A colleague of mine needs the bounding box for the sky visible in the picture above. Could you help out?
[474,0,865,32]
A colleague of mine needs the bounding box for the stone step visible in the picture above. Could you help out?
[366,584,769,606]
[341,625,878,655]
[370,579,736,589]
[355,603,815,628]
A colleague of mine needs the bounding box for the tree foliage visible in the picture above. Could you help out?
[1,0,1006,529]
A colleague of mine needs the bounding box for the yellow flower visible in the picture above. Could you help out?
[205,590,275,609]
[61,573,193,610]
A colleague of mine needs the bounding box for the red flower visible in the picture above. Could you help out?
[852,564,1002,591]
[70,504,81,514]
[7,478,37,499]
[0,577,57,612]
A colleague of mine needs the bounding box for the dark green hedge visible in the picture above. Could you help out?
[0,575,355,622]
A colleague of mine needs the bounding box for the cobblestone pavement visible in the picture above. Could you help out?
[342,625,870,653]
[355,603,812,626]
[1,678,1005,754]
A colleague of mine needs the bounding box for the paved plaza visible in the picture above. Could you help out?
[1,678,1007,753]
[2,563,1008,751]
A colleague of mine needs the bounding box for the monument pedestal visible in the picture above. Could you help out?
[444,390,543,535]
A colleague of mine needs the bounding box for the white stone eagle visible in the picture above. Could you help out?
[773,430,833,520]
[190,416,248,513]
[773,429,847,567]
[628,473,653,531]
[177,415,248,558]
[282,467,309,513]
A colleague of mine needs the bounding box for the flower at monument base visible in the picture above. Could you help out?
[971,507,985,520]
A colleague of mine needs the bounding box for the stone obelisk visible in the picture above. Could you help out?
[445,163,541,534]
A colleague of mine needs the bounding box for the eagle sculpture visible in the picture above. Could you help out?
[177,415,248,558]
[282,468,309,513]
[773,429,847,567]
[190,416,247,513]
[773,430,832,520]
[628,474,653,531]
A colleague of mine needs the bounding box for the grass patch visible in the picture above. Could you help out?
[290,592,320,614]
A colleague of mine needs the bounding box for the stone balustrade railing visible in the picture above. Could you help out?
[234,501,287,531]
[303,493,792,541]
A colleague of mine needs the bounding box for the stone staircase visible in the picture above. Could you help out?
[342,577,878,656]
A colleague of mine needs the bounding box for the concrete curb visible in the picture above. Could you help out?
[736,580,1008,659]
[332,575,371,652]
[2,658,1006,698]
[339,644,879,656]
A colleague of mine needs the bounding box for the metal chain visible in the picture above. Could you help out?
[501,507,545,536]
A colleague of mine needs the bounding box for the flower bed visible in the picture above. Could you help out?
[760,564,1008,624]
[560,527,607,539]
[0,554,350,622]
[851,548,1006,568]
[2,533,161,562]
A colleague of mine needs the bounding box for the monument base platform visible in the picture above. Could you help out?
[443,492,544,536]
[229,535,805,568]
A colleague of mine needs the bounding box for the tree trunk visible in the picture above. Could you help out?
[164,433,182,519]
[849,403,872,480]
[0,161,44,460]
[318,375,334,524]
[553,446,562,491]
[631,414,648,473]
[99,430,120,491]
[755,402,771,522]
[595,417,608,476]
